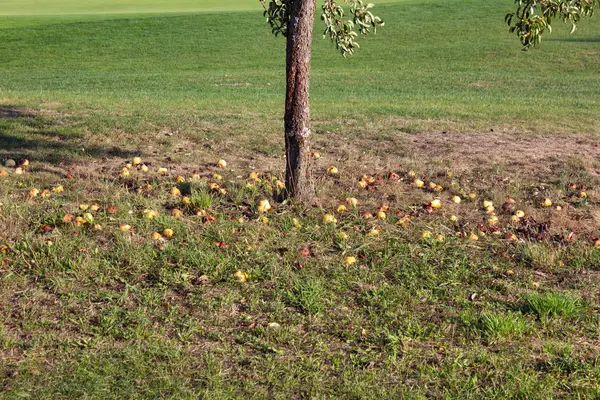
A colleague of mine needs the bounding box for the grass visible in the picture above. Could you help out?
[525,292,583,320]
[1,0,600,135]
[1,0,600,398]
[477,312,532,344]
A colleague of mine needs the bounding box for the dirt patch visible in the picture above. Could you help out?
[404,131,600,171]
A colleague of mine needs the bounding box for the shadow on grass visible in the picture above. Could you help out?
[547,37,600,43]
[0,105,135,169]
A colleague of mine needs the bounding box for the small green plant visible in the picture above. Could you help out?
[190,188,213,210]
[524,292,582,320]
[286,278,325,316]
[478,312,531,343]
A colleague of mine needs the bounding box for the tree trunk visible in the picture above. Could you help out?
[284,0,316,201]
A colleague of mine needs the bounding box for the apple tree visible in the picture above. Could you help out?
[506,0,598,48]
[260,0,383,200]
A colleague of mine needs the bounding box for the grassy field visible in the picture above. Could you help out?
[2,0,600,398]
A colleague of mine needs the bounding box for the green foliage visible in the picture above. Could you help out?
[286,277,326,315]
[506,0,599,49]
[524,292,582,319]
[260,0,384,56]
[478,312,532,343]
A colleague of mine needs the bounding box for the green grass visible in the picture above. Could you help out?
[525,292,583,320]
[1,0,600,136]
[2,0,600,398]
[0,0,261,15]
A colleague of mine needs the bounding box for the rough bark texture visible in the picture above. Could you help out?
[284,0,316,201]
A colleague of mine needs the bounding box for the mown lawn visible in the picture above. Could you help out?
[1,0,600,398]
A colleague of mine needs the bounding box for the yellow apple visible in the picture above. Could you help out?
[366,227,381,237]
[151,232,163,240]
[323,213,337,224]
[327,166,339,175]
[257,199,272,213]
[142,209,158,220]
[345,256,357,265]
[83,213,94,224]
[163,228,174,237]
[515,210,525,218]
[133,157,142,165]
[234,270,248,282]
[217,159,227,168]
[346,197,359,207]
[541,198,552,207]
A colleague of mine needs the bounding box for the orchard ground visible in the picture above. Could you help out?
[1,0,600,398]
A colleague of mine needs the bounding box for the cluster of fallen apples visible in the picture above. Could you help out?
[1,156,598,282]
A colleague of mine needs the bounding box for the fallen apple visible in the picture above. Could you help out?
[541,198,552,207]
[234,270,248,282]
[514,210,525,218]
[345,256,357,265]
[163,228,174,237]
[346,197,359,208]
[323,213,337,224]
[257,199,272,213]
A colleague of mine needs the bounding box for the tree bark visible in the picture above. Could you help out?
[284,0,316,201]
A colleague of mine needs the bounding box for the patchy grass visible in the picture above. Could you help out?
[1,134,600,397]
[524,292,584,320]
[477,312,533,344]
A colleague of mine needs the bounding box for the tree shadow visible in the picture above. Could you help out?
[547,37,600,43]
[0,105,135,171]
